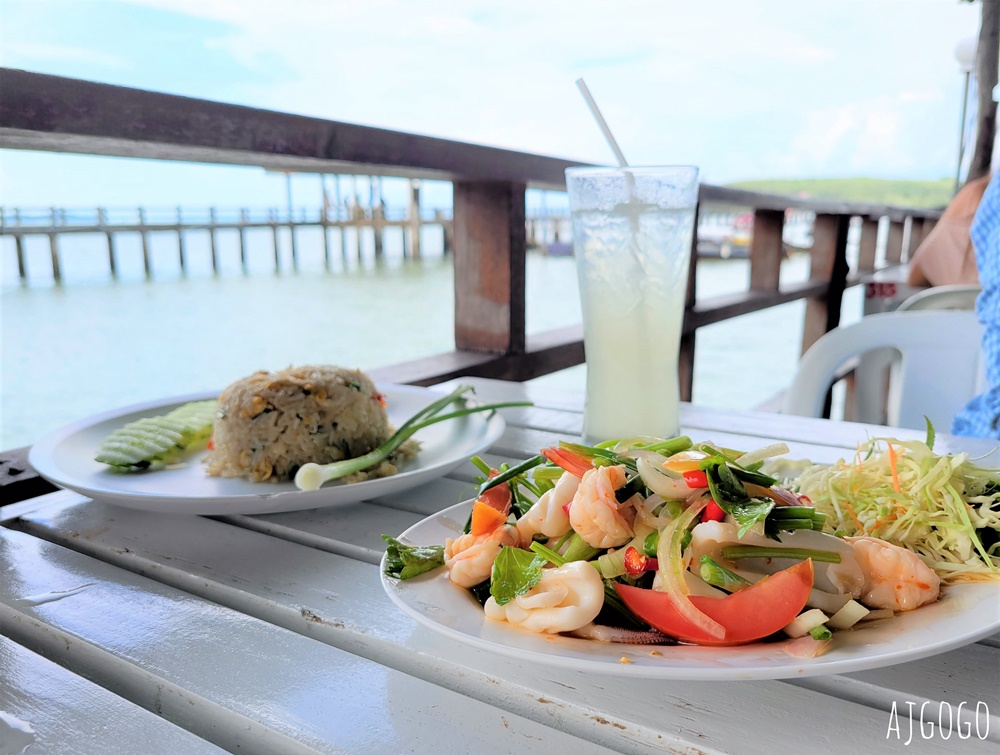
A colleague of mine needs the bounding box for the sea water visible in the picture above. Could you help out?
[572,204,695,440]
[1,224,846,450]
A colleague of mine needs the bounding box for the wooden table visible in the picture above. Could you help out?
[2,377,997,754]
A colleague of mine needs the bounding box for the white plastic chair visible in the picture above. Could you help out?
[851,284,982,424]
[783,310,985,431]
[896,283,981,312]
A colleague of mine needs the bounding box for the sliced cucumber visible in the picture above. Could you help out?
[96,400,217,470]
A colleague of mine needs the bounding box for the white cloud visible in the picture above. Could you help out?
[6,0,985,182]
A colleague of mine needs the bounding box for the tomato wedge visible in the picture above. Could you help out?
[615,559,814,646]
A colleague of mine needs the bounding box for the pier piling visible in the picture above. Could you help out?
[239,208,249,272]
[209,207,219,274]
[138,207,151,278]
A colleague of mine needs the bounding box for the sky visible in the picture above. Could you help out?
[0,0,987,212]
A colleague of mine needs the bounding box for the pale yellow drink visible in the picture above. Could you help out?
[566,168,699,441]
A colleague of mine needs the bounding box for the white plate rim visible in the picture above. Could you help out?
[29,384,506,516]
[381,499,1000,681]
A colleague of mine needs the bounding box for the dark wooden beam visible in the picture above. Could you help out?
[0,68,584,189]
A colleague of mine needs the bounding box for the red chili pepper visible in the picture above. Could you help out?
[702,499,727,522]
[623,546,658,576]
[206,437,215,451]
[682,469,709,489]
[797,494,812,505]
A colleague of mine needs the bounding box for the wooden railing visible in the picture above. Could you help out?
[0,68,942,398]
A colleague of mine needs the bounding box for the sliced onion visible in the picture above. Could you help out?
[621,448,669,466]
[656,497,725,641]
[744,482,801,508]
[735,443,790,468]
[636,456,693,500]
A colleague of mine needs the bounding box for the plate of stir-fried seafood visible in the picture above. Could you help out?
[381,434,1000,680]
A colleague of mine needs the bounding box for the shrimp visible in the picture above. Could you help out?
[568,465,635,548]
[444,525,519,588]
[847,536,940,611]
[483,561,604,633]
[516,470,578,547]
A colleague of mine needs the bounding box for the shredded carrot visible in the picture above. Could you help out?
[873,512,897,532]
[887,443,901,493]
[843,501,865,532]
[470,501,508,536]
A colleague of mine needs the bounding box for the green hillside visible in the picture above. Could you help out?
[727,178,953,209]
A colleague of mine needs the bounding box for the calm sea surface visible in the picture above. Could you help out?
[1,226,861,449]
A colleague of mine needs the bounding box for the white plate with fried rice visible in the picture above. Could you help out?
[29,384,506,515]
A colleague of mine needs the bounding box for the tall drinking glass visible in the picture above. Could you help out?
[565,166,699,441]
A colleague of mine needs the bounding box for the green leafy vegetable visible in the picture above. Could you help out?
[730,500,776,538]
[381,535,445,579]
[490,546,547,606]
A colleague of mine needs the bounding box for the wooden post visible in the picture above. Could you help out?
[857,217,879,273]
[239,208,249,272]
[321,207,331,269]
[138,207,151,278]
[14,234,26,282]
[372,204,384,258]
[289,212,298,271]
[270,209,280,272]
[176,207,187,274]
[407,180,422,259]
[905,217,924,261]
[48,207,61,283]
[208,207,219,273]
[452,180,526,354]
[884,220,904,265]
[678,200,701,402]
[801,213,851,355]
[442,218,454,255]
[98,207,117,278]
[749,209,785,291]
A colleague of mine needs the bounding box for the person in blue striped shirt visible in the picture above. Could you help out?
[953,172,1000,438]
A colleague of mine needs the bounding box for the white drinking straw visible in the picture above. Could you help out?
[575,78,629,167]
